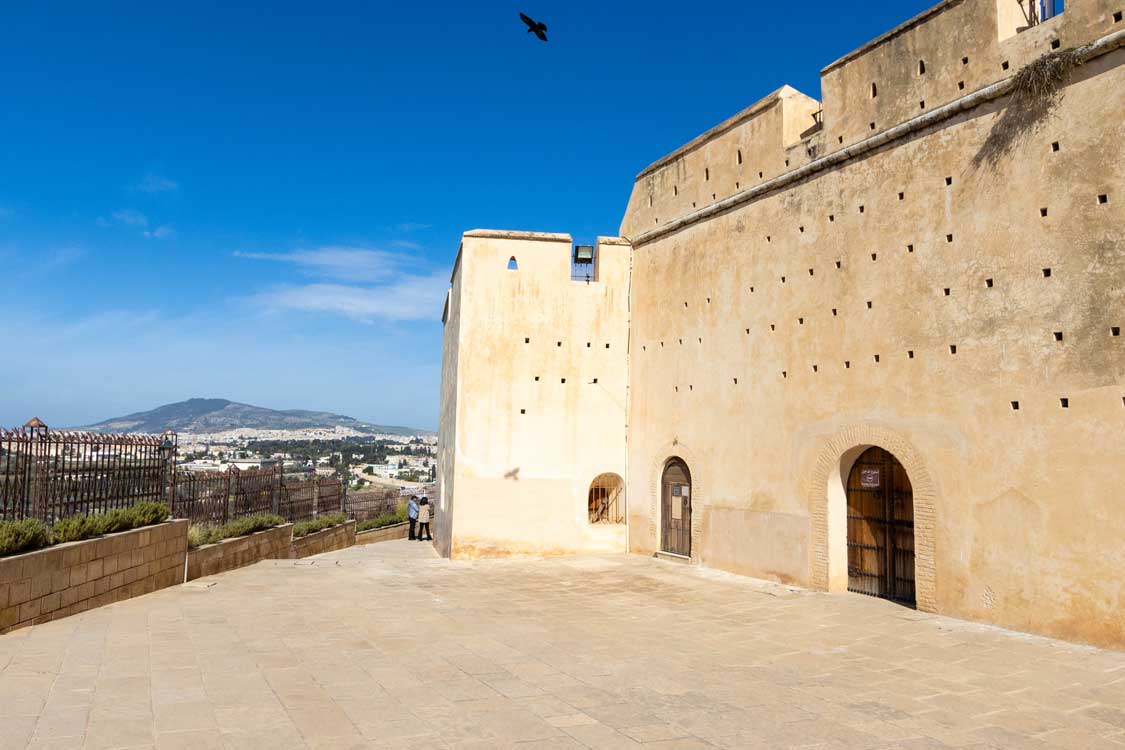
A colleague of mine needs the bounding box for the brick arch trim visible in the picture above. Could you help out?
[647,442,705,561]
[808,424,937,612]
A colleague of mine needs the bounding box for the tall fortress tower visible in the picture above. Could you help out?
[438,0,1125,648]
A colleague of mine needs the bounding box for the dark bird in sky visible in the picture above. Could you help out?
[520,12,548,42]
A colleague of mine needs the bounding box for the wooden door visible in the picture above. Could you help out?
[661,459,692,557]
[846,447,915,606]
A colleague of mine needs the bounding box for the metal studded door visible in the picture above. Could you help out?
[661,459,692,557]
[846,447,915,606]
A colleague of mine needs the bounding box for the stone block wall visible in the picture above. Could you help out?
[355,522,410,545]
[0,519,189,634]
[290,521,356,558]
[186,524,293,581]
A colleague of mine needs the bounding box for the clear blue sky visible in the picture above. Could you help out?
[0,1,933,431]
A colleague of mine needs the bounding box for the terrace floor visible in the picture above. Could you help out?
[2,541,1124,750]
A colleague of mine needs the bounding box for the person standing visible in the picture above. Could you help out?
[417,498,433,541]
[407,495,420,540]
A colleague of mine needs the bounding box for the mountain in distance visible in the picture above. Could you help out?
[77,398,430,437]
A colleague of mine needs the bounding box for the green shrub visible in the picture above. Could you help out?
[292,512,348,539]
[188,512,285,548]
[355,505,409,533]
[0,518,51,557]
[50,514,97,544]
[128,501,170,526]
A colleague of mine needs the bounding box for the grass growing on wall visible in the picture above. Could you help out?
[355,503,408,533]
[0,501,171,558]
[292,513,348,539]
[187,513,286,548]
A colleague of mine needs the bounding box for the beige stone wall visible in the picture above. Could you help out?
[355,522,410,545]
[439,232,631,558]
[186,523,293,581]
[290,521,356,558]
[0,520,188,633]
[620,2,1125,646]
[435,257,464,558]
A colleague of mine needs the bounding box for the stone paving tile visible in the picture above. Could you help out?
[2,539,1125,749]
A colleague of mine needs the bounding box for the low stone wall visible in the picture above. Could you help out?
[186,524,293,581]
[0,519,188,634]
[355,521,410,545]
[290,521,356,558]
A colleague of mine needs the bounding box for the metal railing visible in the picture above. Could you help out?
[0,426,174,523]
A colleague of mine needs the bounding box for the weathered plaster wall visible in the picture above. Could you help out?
[441,232,630,558]
[435,262,463,559]
[621,0,1125,646]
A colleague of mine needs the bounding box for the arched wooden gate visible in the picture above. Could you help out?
[846,446,916,606]
[660,458,692,557]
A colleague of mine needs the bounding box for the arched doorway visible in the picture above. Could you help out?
[588,473,625,523]
[660,458,692,557]
[846,446,915,606]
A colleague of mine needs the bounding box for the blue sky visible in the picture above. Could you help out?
[0,1,933,430]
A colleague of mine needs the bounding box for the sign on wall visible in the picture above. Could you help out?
[860,467,881,488]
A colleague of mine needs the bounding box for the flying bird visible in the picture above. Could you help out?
[520,12,548,41]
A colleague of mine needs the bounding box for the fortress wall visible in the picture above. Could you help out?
[441,233,631,558]
[622,23,1125,646]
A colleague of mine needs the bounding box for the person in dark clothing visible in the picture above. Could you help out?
[407,495,419,540]
[417,498,433,541]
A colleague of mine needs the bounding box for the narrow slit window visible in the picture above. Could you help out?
[737,149,743,165]
[507,256,518,270]
[871,82,878,98]
[918,60,926,75]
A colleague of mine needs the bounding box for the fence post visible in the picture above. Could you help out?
[272,464,281,516]
[223,469,232,525]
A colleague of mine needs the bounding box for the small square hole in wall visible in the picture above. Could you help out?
[1054,331,1064,342]
[1060,397,1069,408]
[958,81,965,90]
[592,378,598,384]
[520,409,526,414]
[759,171,764,178]
[1011,400,1020,410]
[692,202,696,208]
[781,276,786,283]
[898,191,905,200]
[707,297,711,304]
[736,182,740,189]
[866,300,873,309]
[660,341,664,347]
[688,384,693,392]
[745,328,750,334]
[811,364,819,373]
[678,338,683,345]
[832,308,838,316]
[986,278,994,288]
[1112,326,1121,336]
[808,268,815,276]
[781,371,787,379]
[870,122,876,130]
[557,341,562,347]
[697,337,702,343]
[785,159,790,167]
[874,354,880,363]
[770,324,776,331]
[799,226,805,233]
[1040,207,1048,217]
[838,136,844,144]
[798,317,804,325]
[586,342,591,348]
[829,214,835,222]
[733,377,738,384]
[908,350,915,358]
[524,337,530,343]
[712,193,717,201]
[750,286,755,293]
[907,244,915,253]
[1051,141,1060,152]
[1098,194,1109,204]
[684,301,688,308]
[1002,60,1010,70]
[945,176,953,186]
[767,235,772,242]
[871,253,877,261]
[859,205,865,213]
[534,376,540,381]
[1051,38,1061,49]
[944,288,951,296]
[1043,268,1052,277]
[1115,10,1123,22]
[949,344,958,354]
[919,100,926,109]
[946,233,954,243]
[835,260,842,269]
[674,386,678,392]
[845,360,851,369]
[962,56,969,65]
[605,343,610,349]
[561,378,566,383]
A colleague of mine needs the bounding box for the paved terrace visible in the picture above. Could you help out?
[2,541,1124,750]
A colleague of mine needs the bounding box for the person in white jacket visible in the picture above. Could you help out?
[416,498,433,541]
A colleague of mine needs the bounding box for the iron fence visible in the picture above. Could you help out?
[278,478,317,522]
[173,471,230,525]
[343,487,401,521]
[176,466,345,526]
[0,427,174,523]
